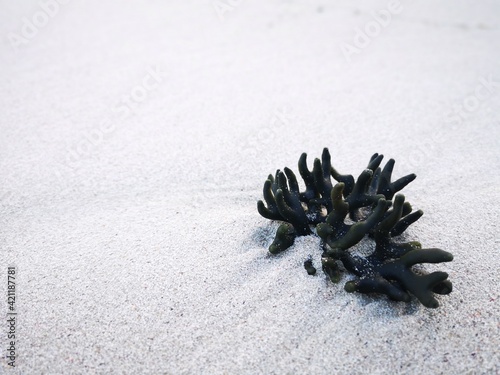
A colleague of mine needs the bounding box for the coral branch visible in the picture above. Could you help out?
[257,148,453,308]
[257,173,283,221]
[269,223,297,254]
[344,248,453,308]
[376,159,416,199]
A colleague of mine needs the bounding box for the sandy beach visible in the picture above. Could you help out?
[1,1,499,374]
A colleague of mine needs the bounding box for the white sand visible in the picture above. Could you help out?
[1,1,499,374]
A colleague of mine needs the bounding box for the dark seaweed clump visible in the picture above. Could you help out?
[257,148,453,308]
